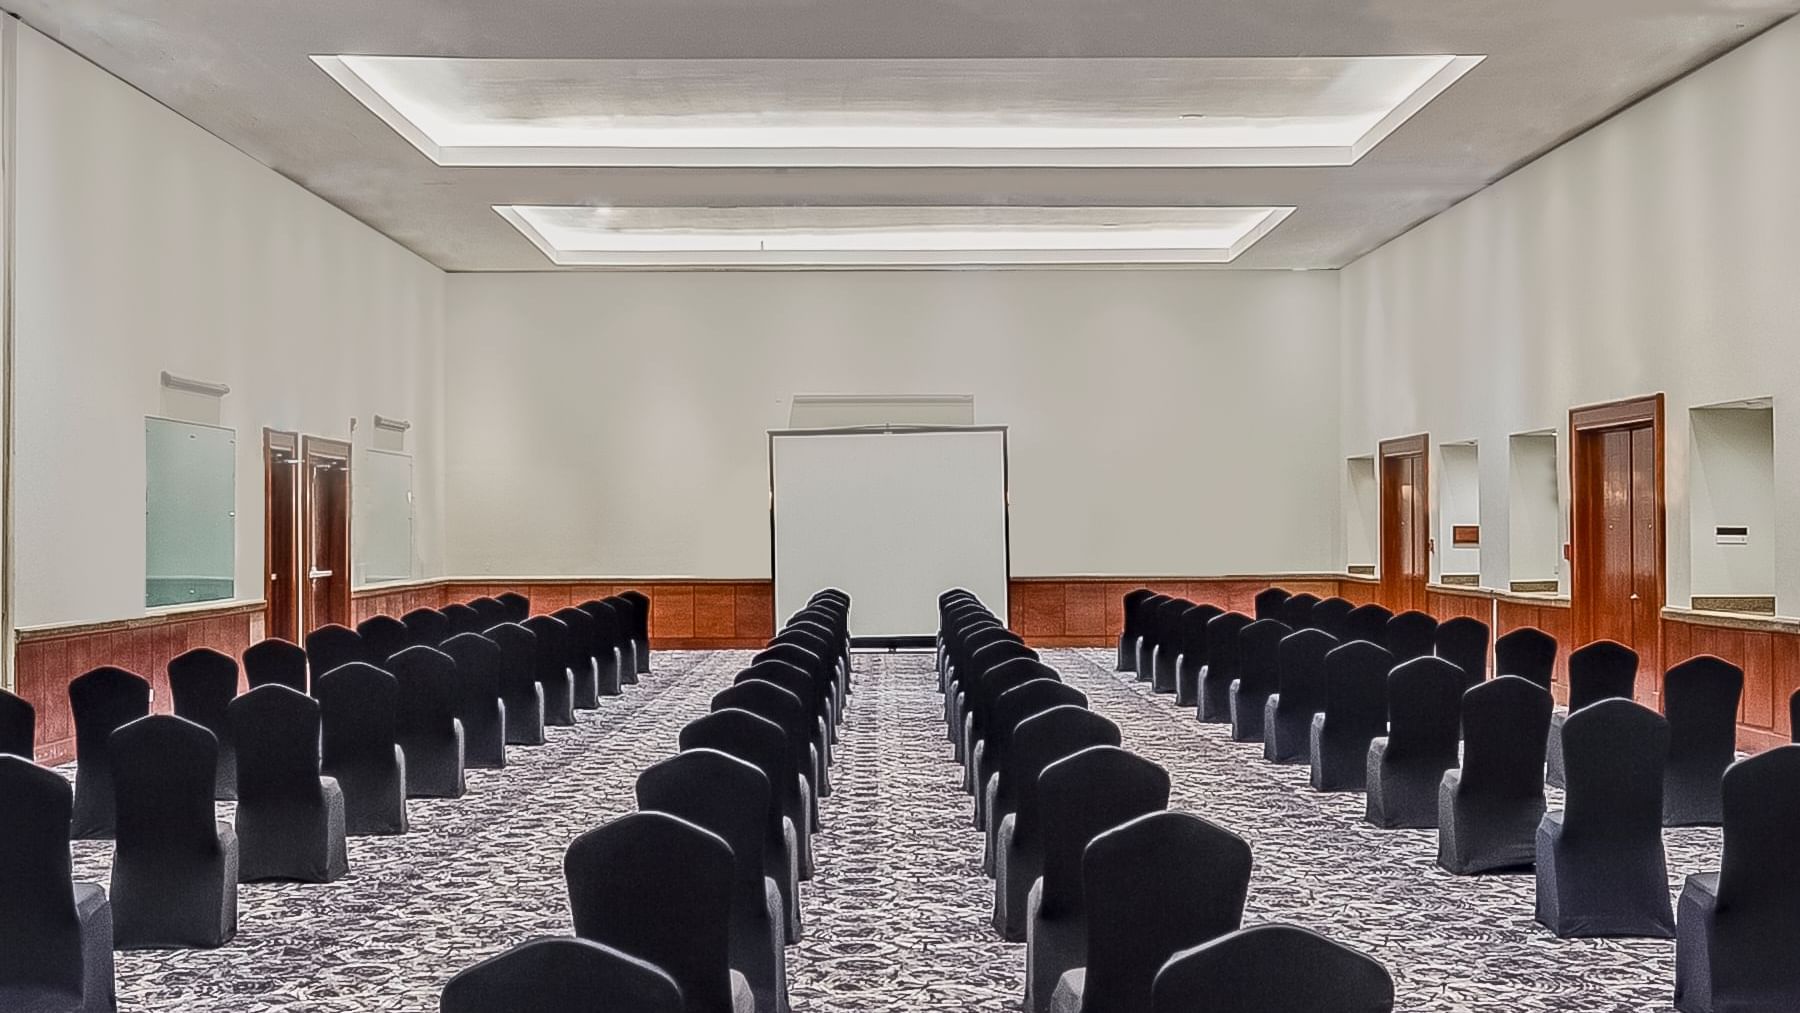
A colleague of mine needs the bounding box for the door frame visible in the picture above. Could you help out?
[1568,393,1665,651]
[300,435,352,632]
[262,429,301,642]
[1379,434,1430,612]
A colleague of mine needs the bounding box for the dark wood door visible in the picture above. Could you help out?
[1380,435,1430,613]
[1571,396,1663,699]
[263,430,301,643]
[301,436,352,632]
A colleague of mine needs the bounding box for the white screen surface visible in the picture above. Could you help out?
[772,428,1008,639]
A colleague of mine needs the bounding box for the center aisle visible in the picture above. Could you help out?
[789,651,1022,1013]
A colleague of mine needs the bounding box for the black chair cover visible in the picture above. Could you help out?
[553,607,603,708]
[966,658,1061,794]
[681,707,809,911]
[1309,641,1392,792]
[496,591,531,624]
[356,615,412,666]
[316,662,408,836]
[977,679,1087,832]
[167,648,239,800]
[1151,598,1192,692]
[1264,629,1337,764]
[1253,588,1291,622]
[1310,597,1356,641]
[1384,610,1439,663]
[602,595,642,685]
[618,589,652,675]
[1437,676,1552,875]
[1343,604,1394,646]
[0,688,34,759]
[443,602,486,638]
[521,615,576,726]
[577,599,628,697]
[485,622,546,746]
[1118,589,1156,671]
[388,646,467,799]
[1434,616,1490,689]
[713,679,818,903]
[243,638,308,693]
[440,936,683,1013]
[1365,657,1464,829]
[737,658,829,797]
[1548,639,1639,787]
[469,597,509,629]
[1198,613,1253,723]
[0,755,115,1012]
[229,685,347,883]
[1662,655,1743,827]
[440,632,508,769]
[1152,924,1395,1013]
[1174,604,1224,707]
[304,624,367,681]
[1229,619,1292,742]
[401,608,451,649]
[1494,627,1556,690]
[1278,593,1322,630]
[68,667,151,840]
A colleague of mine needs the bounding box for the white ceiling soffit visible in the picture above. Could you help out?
[314,56,1482,169]
[494,205,1293,266]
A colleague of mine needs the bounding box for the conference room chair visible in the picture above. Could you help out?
[984,696,1106,876]
[1674,746,1800,1013]
[600,594,642,685]
[738,657,832,799]
[1493,627,1557,691]
[728,663,825,804]
[1117,588,1156,672]
[316,662,409,836]
[356,614,412,667]
[1262,629,1336,765]
[773,625,844,726]
[469,596,509,630]
[754,642,836,757]
[994,706,1123,939]
[1309,596,1357,641]
[1547,639,1639,788]
[966,658,1061,795]
[1437,676,1553,875]
[577,599,629,697]
[1433,616,1490,690]
[565,811,757,1013]
[1025,746,1171,1013]
[486,622,546,747]
[1660,655,1743,827]
[551,607,603,708]
[167,647,240,800]
[443,602,486,637]
[68,666,152,840]
[388,645,467,799]
[108,716,238,949]
[781,617,847,704]
[711,682,815,930]
[638,750,787,1013]
[1534,699,1675,939]
[0,756,116,1013]
[1384,610,1439,663]
[977,679,1087,832]
[1133,594,1176,686]
[1309,641,1392,793]
[1365,657,1465,829]
[229,685,348,883]
[304,624,368,681]
[440,632,508,770]
[440,936,684,1013]
[1173,603,1224,708]
[521,614,577,727]
[1048,811,1252,1013]
[496,591,532,625]
[0,688,33,759]
[945,627,1025,728]
[1151,924,1396,1013]
[1342,603,1394,646]
[1229,619,1291,743]
[952,639,1038,760]
[679,707,809,906]
[1277,592,1322,630]
[1252,587,1290,622]
[401,607,451,650]
[941,612,1006,694]
[1198,612,1253,724]
[1151,597,1192,693]
[616,589,652,677]
[243,637,308,693]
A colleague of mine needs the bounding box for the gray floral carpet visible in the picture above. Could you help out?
[68,647,1714,1011]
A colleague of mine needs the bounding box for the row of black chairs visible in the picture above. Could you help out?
[440,588,853,1013]
[1115,585,1800,1013]
[939,590,1396,1013]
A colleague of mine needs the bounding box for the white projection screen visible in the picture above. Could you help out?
[771,426,1009,643]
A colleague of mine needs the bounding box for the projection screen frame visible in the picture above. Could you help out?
[768,424,1011,649]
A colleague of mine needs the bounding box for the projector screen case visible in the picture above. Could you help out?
[770,426,1010,643]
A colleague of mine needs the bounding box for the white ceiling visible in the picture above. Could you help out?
[11,0,1797,271]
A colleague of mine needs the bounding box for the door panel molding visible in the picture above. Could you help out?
[1379,434,1431,612]
[1569,394,1665,670]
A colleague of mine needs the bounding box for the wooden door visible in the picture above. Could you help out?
[1571,396,1663,699]
[1380,435,1430,613]
[301,436,352,632]
[263,430,301,642]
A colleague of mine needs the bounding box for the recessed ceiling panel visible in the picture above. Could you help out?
[316,56,1482,168]
[496,205,1295,266]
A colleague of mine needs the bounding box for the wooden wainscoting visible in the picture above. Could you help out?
[439,579,775,649]
[352,581,452,625]
[1007,575,1344,647]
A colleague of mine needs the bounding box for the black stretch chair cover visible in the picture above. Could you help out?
[356,615,412,666]
[496,592,531,625]
[601,595,642,685]
[994,706,1122,940]
[681,707,808,898]
[1151,924,1395,1013]
[761,637,840,752]
[1118,588,1156,671]
[388,646,466,799]
[68,667,151,840]
[443,602,486,638]
[1229,619,1291,742]
[1310,597,1356,641]
[618,589,652,675]
[738,658,829,790]
[401,608,451,649]
[470,597,509,631]
[1548,639,1640,788]
[1662,655,1743,827]
[0,755,115,1012]
[957,640,1039,747]
[1135,594,1176,686]
[440,936,683,1013]
[565,812,743,1013]
[1060,812,1251,1013]
[316,662,408,836]
[1309,641,1392,792]
[576,600,627,698]
[1343,604,1393,646]
[1253,587,1291,622]
[440,633,508,769]
[229,685,347,883]
[243,638,308,693]
[1264,629,1337,765]
[168,648,239,801]
[713,678,818,891]
[0,688,34,759]
[109,716,238,949]
[1278,593,1322,630]
[968,658,1061,789]
[1384,610,1439,663]
[1174,604,1224,707]
[1026,747,1170,1013]
[1535,699,1674,938]
[1434,616,1490,689]
[1437,676,1552,875]
[304,624,367,682]
[638,750,786,1013]
[553,607,603,708]
[485,623,545,746]
[1151,598,1192,692]
[1675,746,1800,1013]
[1366,657,1464,829]
[978,679,1087,831]
[1494,627,1556,691]
[1198,613,1252,723]
[521,615,576,726]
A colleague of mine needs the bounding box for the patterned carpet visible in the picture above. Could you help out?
[66,647,1716,1011]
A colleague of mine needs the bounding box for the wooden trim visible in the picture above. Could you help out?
[1570,393,1663,432]
[1378,434,1429,458]
[1662,606,1800,635]
[1010,572,1368,585]
[1379,433,1430,612]
[1451,524,1480,546]
[1568,393,1666,653]
[16,600,267,644]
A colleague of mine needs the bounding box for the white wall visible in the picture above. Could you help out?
[13,26,447,628]
[1506,433,1563,587]
[1340,14,1800,616]
[1437,442,1480,577]
[445,270,1341,580]
[1689,407,1775,598]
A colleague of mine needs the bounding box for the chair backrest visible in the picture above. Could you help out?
[356,615,412,665]
[440,936,684,1013]
[735,659,820,728]
[1343,603,1394,645]
[1384,610,1439,662]
[443,602,486,637]
[554,608,599,666]
[1235,619,1292,696]
[0,688,34,759]
[1561,698,1669,841]
[1433,616,1490,687]
[677,708,794,843]
[229,685,325,804]
[1253,587,1291,621]
[1383,657,1464,762]
[988,679,1088,780]
[111,715,221,856]
[0,755,84,995]
[401,608,451,649]
[1121,589,1156,637]
[305,624,368,679]
[521,615,572,682]
[1661,655,1743,765]
[387,645,461,741]
[1083,811,1253,1013]
[1322,641,1393,736]
[1008,706,1123,846]
[1036,746,1171,919]
[710,679,809,794]
[1715,745,1800,913]
[469,597,509,629]
[1493,627,1557,690]
[1204,613,1254,682]
[1278,593,1321,629]
[1273,628,1338,716]
[69,666,151,764]
[1155,598,1193,651]
[1459,675,1553,798]
[564,812,736,1013]
[1178,604,1225,663]
[243,637,308,693]
[315,662,400,766]
[1152,924,1395,1013]
[1567,639,1639,711]
[496,592,532,623]
[168,647,239,739]
[974,657,1060,733]
[440,632,505,721]
[617,590,650,638]
[635,749,772,921]
[1310,597,1356,640]
[484,621,542,698]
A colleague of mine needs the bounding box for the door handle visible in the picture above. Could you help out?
[1629,593,1640,601]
